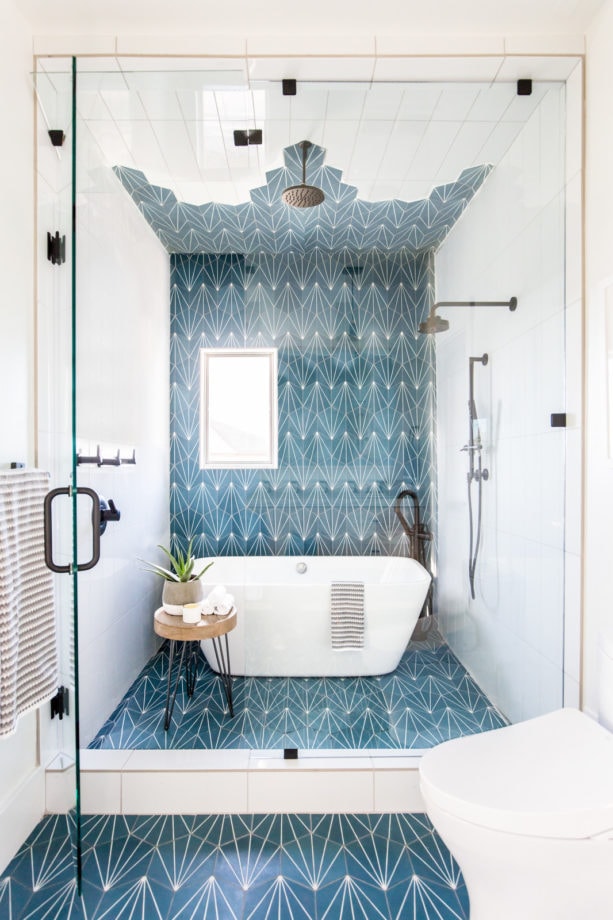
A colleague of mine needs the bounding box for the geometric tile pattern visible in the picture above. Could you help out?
[170,248,439,557]
[113,143,491,257]
[90,639,506,751]
[1,811,469,919]
[116,142,491,559]
[126,141,492,560]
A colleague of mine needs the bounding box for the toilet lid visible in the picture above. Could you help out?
[420,708,613,838]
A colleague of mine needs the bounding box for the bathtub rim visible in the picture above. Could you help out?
[194,553,432,588]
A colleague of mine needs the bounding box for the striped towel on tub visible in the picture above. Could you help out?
[330,582,365,649]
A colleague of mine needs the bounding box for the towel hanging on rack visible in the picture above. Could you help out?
[0,470,58,737]
[330,581,365,650]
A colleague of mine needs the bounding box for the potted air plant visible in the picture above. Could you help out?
[142,539,214,615]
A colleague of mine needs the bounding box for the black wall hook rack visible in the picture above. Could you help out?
[76,445,136,467]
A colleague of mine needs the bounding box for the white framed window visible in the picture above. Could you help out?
[199,348,278,469]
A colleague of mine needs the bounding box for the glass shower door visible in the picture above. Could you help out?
[35,57,83,885]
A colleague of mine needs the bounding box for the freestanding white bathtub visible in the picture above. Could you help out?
[197,556,431,677]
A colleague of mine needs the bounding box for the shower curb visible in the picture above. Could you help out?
[57,749,426,816]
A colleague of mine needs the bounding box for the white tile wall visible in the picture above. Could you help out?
[249,770,373,814]
[434,79,582,723]
[373,768,425,813]
[81,771,122,814]
[70,117,170,746]
[123,771,250,815]
[563,63,584,713]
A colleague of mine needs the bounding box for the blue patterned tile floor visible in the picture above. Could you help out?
[90,633,505,750]
[0,812,469,919]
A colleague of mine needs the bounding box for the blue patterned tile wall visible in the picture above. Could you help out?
[170,249,436,556]
[114,142,492,557]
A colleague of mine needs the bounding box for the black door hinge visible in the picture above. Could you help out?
[50,686,69,720]
[47,231,66,265]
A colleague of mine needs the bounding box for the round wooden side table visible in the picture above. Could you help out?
[154,607,236,730]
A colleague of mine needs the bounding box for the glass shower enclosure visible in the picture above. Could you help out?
[33,55,572,888]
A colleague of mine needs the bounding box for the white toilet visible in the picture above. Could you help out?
[420,705,613,919]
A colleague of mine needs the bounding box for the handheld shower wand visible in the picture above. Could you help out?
[465,354,489,599]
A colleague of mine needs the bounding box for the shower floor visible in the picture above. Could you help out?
[90,630,505,750]
[1,812,469,920]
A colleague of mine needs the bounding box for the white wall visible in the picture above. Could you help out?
[434,77,582,723]
[0,8,35,466]
[584,0,613,723]
[73,122,170,745]
[0,0,46,877]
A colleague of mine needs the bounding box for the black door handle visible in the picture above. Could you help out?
[43,486,101,573]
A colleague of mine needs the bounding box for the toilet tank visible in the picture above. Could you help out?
[598,635,613,731]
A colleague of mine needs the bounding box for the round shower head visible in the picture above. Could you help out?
[282,140,325,209]
[281,183,325,208]
[418,313,450,334]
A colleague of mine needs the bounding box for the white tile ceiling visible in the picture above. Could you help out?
[38,59,561,206]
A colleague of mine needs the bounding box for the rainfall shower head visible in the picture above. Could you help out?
[419,297,517,335]
[282,140,325,208]
[418,313,450,334]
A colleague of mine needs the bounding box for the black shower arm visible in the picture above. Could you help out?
[299,140,312,184]
[429,297,517,314]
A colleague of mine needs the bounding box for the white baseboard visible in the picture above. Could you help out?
[0,766,45,875]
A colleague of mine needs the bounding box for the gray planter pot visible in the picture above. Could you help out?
[162,579,204,615]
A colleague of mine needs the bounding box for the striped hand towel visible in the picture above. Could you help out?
[330,581,365,650]
[0,470,58,737]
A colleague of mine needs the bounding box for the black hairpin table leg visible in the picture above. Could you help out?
[184,640,199,698]
[164,640,183,730]
[154,609,237,727]
[211,634,234,717]
[163,640,200,731]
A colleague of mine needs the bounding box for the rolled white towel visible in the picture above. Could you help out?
[214,593,234,617]
[201,597,216,616]
[202,587,234,617]
[207,584,227,604]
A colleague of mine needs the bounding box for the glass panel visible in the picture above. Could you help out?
[73,63,171,761]
[70,65,568,761]
[434,83,567,725]
[34,58,81,883]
